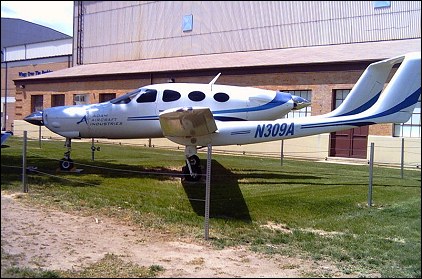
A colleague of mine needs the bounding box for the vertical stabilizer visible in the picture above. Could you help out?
[327,54,408,117]
[363,52,421,123]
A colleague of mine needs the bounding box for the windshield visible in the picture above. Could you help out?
[110,88,143,104]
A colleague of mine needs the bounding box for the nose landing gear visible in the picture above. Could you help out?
[182,146,202,181]
[182,154,202,181]
[59,138,74,171]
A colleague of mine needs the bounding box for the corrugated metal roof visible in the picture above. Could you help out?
[17,39,421,81]
[1,18,71,49]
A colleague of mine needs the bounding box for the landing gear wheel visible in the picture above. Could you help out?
[183,165,202,182]
[188,155,200,167]
[59,158,74,171]
[183,155,202,182]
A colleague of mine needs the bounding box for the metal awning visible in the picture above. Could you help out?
[15,38,421,81]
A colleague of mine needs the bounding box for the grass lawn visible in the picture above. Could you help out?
[1,136,421,277]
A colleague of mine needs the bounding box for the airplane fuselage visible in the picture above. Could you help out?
[40,83,308,139]
[22,52,421,180]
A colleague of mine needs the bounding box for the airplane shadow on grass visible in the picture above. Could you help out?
[3,153,418,223]
[181,159,252,222]
[2,154,253,221]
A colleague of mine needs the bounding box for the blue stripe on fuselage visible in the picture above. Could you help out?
[213,91,291,114]
[302,88,421,129]
[334,91,381,117]
[214,116,247,121]
[127,115,159,121]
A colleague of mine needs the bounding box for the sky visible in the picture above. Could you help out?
[1,1,74,36]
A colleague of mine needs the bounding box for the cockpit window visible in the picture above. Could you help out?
[163,90,181,102]
[110,88,142,104]
[136,89,157,103]
[188,91,206,102]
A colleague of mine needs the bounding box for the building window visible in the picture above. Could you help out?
[99,93,116,103]
[393,95,421,137]
[334,89,351,109]
[31,95,43,112]
[373,1,391,9]
[283,90,312,118]
[182,14,193,32]
[51,94,65,107]
[73,94,89,105]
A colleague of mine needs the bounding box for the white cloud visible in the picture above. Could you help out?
[1,1,74,36]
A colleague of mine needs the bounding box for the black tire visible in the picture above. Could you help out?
[59,158,74,171]
[182,165,202,182]
[188,155,200,167]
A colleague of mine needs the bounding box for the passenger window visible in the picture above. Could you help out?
[213,92,230,102]
[163,90,181,102]
[188,91,206,102]
[136,89,157,103]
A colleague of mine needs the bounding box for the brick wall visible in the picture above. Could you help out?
[3,60,71,130]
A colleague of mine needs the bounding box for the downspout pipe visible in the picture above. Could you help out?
[2,48,8,131]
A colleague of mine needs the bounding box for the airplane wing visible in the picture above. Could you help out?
[159,107,218,138]
[1,131,13,147]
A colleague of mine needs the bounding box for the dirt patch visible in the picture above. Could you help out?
[1,191,355,277]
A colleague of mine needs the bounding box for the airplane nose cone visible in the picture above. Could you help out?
[291,95,311,110]
[24,111,44,126]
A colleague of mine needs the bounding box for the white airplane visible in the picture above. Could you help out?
[24,52,421,181]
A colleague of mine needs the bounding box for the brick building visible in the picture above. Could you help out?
[1,18,73,131]
[11,1,421,166]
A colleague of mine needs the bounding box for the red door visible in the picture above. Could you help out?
[330,126,368,158]
[329,89,369,159]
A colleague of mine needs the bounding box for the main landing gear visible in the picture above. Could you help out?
[182,146,202,181]
[59,138,74,171]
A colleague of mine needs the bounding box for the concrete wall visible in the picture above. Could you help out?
[367,135,421,168]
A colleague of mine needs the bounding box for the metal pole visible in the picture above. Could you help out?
[3,60,8,130]
[22,131,28,193]
[400,137,404,179]
[204,144,212,240]
[38,126,42,148]
[91,138,95,161]
[368,142,374,207]
[280,140,284,166]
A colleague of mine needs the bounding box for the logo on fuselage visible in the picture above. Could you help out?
[77,113,124,126]
[77,115,88,125]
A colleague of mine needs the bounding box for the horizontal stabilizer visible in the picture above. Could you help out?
[159,107,217,137]
[1,131,13,146]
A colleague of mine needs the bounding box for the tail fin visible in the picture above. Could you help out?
[327,52,420,118]
[365,52,421,124]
